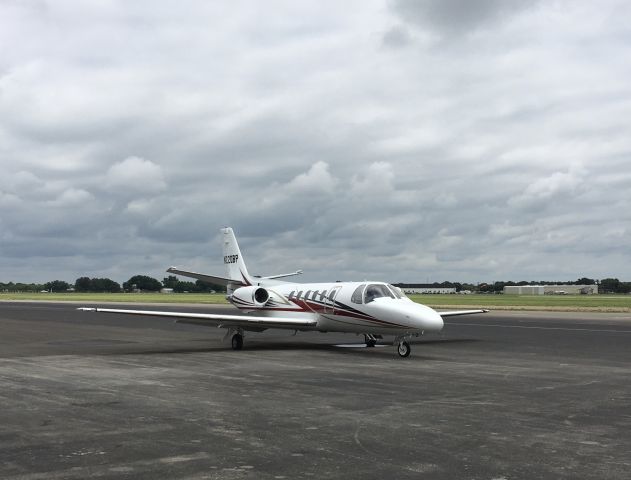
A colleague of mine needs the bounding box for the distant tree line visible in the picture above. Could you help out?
[161,275,224,293]
[75,277,121,293]
[597,278,631,294]
[480,278,631,294]
[0,282,47,293]
[1,275,226,293]
[2,276,629,294]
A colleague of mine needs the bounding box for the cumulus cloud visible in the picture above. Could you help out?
[47,188,93,207]
[350,162,395,195]
[105,156,167,195]
[508,164,587,208]
[2,171,44,193]
[0,191,20,207]
[286,161,338,194]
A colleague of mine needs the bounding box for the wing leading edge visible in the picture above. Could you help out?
[437,309,489,317]
[77,307,317,329]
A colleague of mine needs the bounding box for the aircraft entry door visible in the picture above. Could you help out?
[323,286,341,315]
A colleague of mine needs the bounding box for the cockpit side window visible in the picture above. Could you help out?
[364,284,394,303]
[387,284,403,299]
[351,284,366,304]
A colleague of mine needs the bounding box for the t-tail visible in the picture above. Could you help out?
[167,227,301,290]
[221,227,255,287]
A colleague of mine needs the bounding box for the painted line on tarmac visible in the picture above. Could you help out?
[333,344,389,348]
[447,322,631,334]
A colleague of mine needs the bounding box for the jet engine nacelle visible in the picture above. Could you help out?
[231,285,270,308]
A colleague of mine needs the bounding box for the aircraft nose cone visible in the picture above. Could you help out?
[429,309,444,331]
[416,305,444,332]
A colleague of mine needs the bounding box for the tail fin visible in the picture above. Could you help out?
[221,227,254,286]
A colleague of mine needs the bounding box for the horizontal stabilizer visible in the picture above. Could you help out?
[262,270,303,280]
[437,309,489,317]
[77,307,317,329]
[166,267,244,287]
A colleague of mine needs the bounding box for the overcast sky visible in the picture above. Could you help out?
[1,0,630,285]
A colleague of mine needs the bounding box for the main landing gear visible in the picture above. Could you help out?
[364,334,378,348]
[231,333,243,350]
[225,327,244,351]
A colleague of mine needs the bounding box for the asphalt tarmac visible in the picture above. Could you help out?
[1,301,630,479]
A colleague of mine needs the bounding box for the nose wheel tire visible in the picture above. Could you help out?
[231,333,243,350]
[397,341,411,357]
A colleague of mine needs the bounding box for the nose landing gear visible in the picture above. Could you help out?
[394,334,413,357]
[396,340,411,357]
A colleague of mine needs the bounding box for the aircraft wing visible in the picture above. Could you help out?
[77,307,317,329]
[437,309,489,317]
[166,267,245,287]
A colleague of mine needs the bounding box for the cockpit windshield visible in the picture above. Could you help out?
[364,284,395,303]
[387,284,404,299]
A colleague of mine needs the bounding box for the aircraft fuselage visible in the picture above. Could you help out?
[228,280,445,336]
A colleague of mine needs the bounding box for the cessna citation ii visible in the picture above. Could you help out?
[79,227,488,357]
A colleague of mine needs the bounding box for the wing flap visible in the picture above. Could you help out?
[437,309,489,317]
[77,307,317,328]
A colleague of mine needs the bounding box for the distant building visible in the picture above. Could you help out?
[503,285,545,295]
[394,284,457,294]
[160,288,174,294]
[504,284,598,295]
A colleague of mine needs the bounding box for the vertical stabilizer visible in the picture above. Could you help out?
[221,227,254,286]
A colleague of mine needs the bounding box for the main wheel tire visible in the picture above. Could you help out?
[366,339,377,348]
[397,341,411,357]
[231,333,243,351]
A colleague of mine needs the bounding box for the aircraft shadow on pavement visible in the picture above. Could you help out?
[108,337,479,358]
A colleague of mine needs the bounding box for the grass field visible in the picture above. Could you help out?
[414,294,631,312]
[1,292,631,312]
[0,292,229,304]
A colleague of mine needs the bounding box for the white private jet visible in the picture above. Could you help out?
[79,227,487,357]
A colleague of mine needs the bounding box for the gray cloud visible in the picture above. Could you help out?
[392,0,537,37]
[1,0,630,285]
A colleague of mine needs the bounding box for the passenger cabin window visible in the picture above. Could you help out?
[296,291,303,299]
[364,284,394,303]
[351,284,366,304]
[288,291,296,300]
[319,290,328,301]
[312,291,319,300]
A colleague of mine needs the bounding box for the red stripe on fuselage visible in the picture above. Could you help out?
[232,298,408,329]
